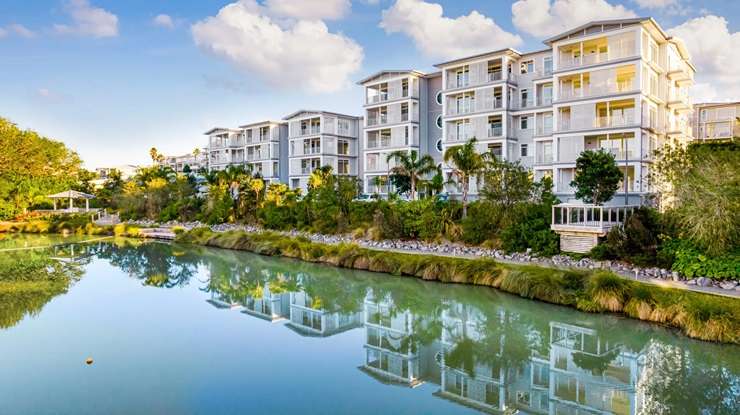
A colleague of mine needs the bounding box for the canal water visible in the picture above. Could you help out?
[1,235,738,414]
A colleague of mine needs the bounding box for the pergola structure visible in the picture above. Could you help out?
[47,190,96,212]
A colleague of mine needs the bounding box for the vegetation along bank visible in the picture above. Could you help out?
[176,227,740,345]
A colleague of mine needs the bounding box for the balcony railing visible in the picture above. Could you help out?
[559,47,636,70]
[552,204,639,234]
[559,111,635,132]
[487,126,503,138]
[299,126,321,136]
[367,115,388,126]
[558,80,635,101]
[447,130,474,142]
[536,125,553,136]
[535,154,553,164]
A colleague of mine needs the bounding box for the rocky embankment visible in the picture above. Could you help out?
[125,219,740,295]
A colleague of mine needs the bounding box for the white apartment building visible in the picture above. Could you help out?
[237,120,288,183]
[162,152,207,173]
[358,70,443,195]
[692,102,740,141]
[205,127,243,172]
[432,18,694,206]
[284,110,361,193]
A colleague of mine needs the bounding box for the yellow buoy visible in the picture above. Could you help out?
[85,357,93,365]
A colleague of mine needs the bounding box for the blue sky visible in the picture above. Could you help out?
[1,0,738,168]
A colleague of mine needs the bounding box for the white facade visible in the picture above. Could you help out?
[692,102,740,141]
[432,18,694,206]
[284,110,361,193]
[359,71,442,195]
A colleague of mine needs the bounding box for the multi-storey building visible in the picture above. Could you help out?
[547,18,694,205]
[692,102,740,141]
[161,152,207,173]
[237,120,288,183]
[430,18,694,206]
[358,70,443,195]
[205,127,243,172]
[284,110,361,193]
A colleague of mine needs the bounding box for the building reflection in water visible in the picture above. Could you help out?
[192,249,733,415]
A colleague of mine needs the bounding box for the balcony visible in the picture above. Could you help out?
[446,129,474,143]
[552,204,638,236]
[487,126,503,138]
[535,153,553,165]
[446,97,502,116]
[559,111,635,132]
[536,124,553,136]
[298,126,321,136]
[558,45,636,71]
[367,115,388,127]
[558,80,635,101]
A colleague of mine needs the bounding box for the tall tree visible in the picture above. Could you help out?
[443,138,485,217]
[571,149,622,205]
[385,150,437,200]
[0,118,82,218]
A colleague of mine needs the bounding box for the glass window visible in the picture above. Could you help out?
[436,114,443,129]
[520,60,534,74]
[520,116,529,130]
[544,57,553,74]
[436,91,443,105]
[521,144,528,157]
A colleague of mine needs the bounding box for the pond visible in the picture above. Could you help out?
[1,235,738,414]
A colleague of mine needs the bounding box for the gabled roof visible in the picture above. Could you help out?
[543,17,650,45]
[47,190,95,199]
[282,109,361,121]
[434,48,521,68]
[357,70,427,85]
[237,120,285,129]
[203,127,239,135]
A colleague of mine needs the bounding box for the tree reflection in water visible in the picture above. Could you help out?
[10,239,735,415]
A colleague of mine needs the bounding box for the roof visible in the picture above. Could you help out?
[434,48,521,68]
[543,17,650,45]
[282,109,361,121]
[47,190,95,199]
[356,70,427,85]
[693,102,740,109]
[203,127,239,135]
[237,120,285,129]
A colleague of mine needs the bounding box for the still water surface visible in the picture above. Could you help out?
[1,235,738,414]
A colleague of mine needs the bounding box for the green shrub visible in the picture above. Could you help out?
[500,203,559,255]
[660,238,740,280]
[461,201,505,245]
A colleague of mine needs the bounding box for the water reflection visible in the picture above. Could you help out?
[4,238,736,414]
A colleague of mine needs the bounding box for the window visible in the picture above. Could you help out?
[520,116,529,130]
[436,138,443,152]
[436,114,443,129]
[520,60,534,74]
[455,66,469,87]
[544,57,553,74]
[338,159,349,174]
[521,144,528,157]
[338,139,349,155]
[521,89,530,107]
[488,143,503,159]
[404,126,409,145]
[435,91,443,105]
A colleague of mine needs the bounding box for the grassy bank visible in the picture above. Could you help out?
[177,227,740,344]
[0,216,141,237]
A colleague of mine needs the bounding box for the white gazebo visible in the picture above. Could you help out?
[47,190,96,212]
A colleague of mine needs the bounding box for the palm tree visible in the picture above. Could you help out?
[385,150,437,200]
[443,137,485,217]
[149,147,160,164]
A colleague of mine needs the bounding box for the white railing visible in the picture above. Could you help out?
[487,126,503,138]
[559,111,636,132]
[559,47,636,70]
[552,204,639,232]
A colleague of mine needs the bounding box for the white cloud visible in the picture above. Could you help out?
[54,0,119,38]
[153,14,175,29]
[633,0,676,8]
[7,24,36,38]
[380,0,522,60]
[0,27,6,38]
[669,15,740,102]
[191,1,363,93]
[264,0,351,20]
[511,0,636,38]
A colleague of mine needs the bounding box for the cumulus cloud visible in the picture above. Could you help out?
[153,14,175,29]
[633,0,676,9]
[7,24,36,38]
[191,1,363,93]
[669,15,740,102]
[511,0,636,38]
[264,0,351,20]
[380,0,522,60]
[54,0,119,38]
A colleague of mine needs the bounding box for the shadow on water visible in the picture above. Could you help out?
[2,236,739,414]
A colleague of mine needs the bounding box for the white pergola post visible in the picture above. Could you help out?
[53,200,57,210]
[69,197,73,210]
[85,199,89,212]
